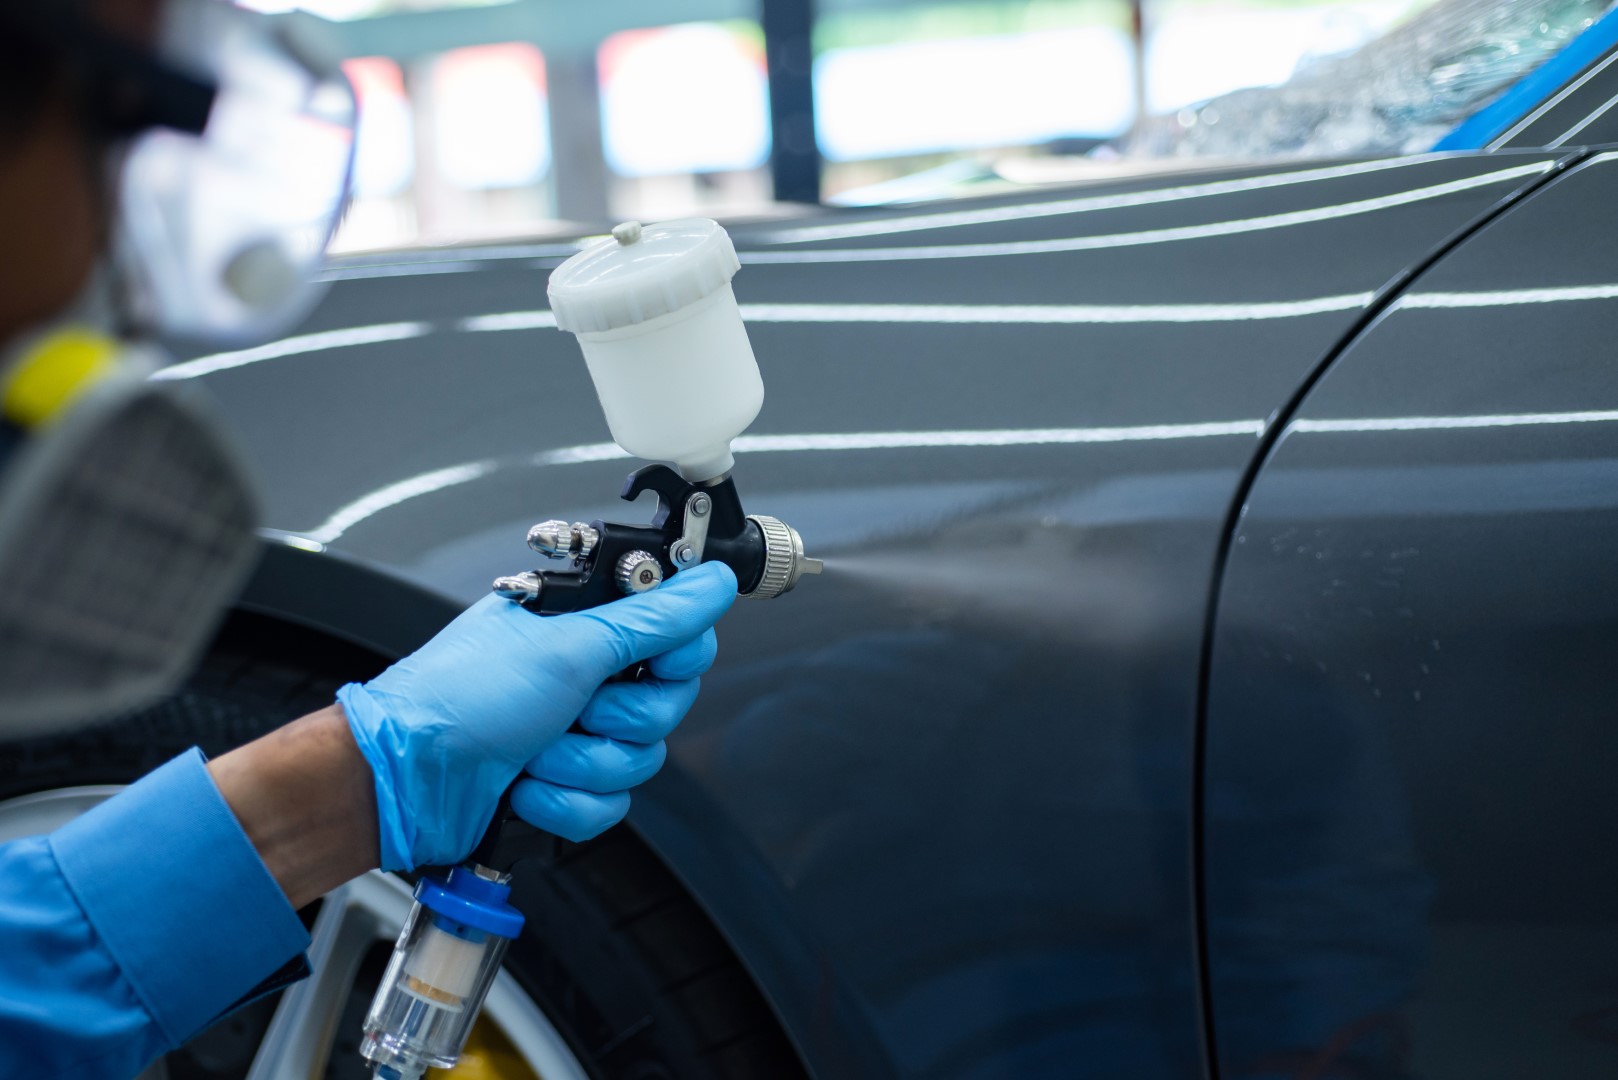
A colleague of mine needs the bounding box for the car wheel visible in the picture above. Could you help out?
[0,613,806,1080]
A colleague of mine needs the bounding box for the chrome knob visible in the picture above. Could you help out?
[492,571,543,602]
[527,520,571,557]
[616,551,663,595]
[572,522,600,559]
[742,515,823,600]
[528,520,600,560]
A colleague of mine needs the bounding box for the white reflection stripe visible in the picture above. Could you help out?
[732,423,1263,450]
[463,311,559,332]
[1399,283,1618,308]
[307,461,497,544]
[534,443,632,465]
[1553,88,1618,146]
[153,322,431,380]
[320,262,484,281]
[459,295,1371,333]
[306,421,1265,542]
[321,242,582,279]
[259,528,327,553]
[759,155,1452,243]
[736,296,1370,324]
[1490,51,1618,148]
[1293,410,1618,434]
[531,423,1267,466]
[739,163,1553,264]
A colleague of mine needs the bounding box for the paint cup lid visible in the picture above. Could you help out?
[547,218,741,335]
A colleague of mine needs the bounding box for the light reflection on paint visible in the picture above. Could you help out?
[1552,89,1618,146]
[301,407,1618,545]
[300,156,1577,280]
[1490,57,1618,148]
[461,295,1373,332]
[305,421,1265,542]
[758,154,1457,245]
[1399,283,1618,309]
[258,528,328,553]
[1292,409,1618,434]
[158,272,1618,387]
[157,271,1618,390]
[307,461,498,544]
[153,322,431,380]
[739,163,1553,264]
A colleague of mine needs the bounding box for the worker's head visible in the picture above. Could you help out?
[0,0,357,345]
[0,1,164,342]
[0,1,356,734]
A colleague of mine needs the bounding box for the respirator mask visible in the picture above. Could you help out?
[0,0,356,736]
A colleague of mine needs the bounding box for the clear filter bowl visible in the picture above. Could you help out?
[360,899,513,1080]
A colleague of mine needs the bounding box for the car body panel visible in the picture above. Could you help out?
[181,150,1569,1078]
[1205,150,1618,1077]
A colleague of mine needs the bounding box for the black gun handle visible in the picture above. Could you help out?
[609,660,652,684]
[469,789,555,874]
[470,661,645,872]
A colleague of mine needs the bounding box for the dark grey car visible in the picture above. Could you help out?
[9,10,1618,1080]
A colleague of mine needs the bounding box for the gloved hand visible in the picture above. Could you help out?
[338,561,737,870]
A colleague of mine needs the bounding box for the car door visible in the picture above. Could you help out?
[1203,149,1618,1079]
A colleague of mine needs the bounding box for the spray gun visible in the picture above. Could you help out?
[358,219,821,1080]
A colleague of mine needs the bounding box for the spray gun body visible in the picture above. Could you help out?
[492,464,818,613]
[360,219,819,1079]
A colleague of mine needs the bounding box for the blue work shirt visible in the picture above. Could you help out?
[0,749,311,1078]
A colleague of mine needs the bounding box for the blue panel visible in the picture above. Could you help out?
[1435,7,1618,150]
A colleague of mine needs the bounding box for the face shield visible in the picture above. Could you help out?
[0,2,355,734]
[116,0,357,343]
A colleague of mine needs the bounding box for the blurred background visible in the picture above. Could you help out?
[239,0,1589,251]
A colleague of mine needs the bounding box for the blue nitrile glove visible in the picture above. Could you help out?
[338,561,737,870]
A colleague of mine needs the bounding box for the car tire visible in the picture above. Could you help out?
[0,612,807,1080]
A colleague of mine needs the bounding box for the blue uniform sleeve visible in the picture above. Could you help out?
[0,749,312,1079]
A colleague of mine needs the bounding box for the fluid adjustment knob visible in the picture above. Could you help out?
[571,522,600,559]
[528,520,600,560]
[743,515,824,600]
[615,551,663,595]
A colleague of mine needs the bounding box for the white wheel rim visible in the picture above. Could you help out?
[0,786,590,1080]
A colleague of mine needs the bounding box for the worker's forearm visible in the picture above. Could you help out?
[208,705,380,910]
